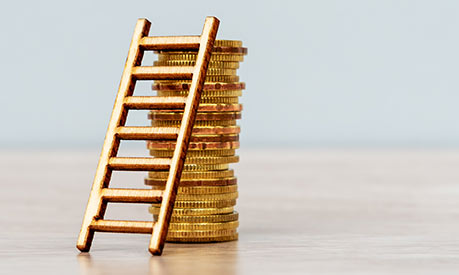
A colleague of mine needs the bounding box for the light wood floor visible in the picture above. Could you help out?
[1,148,459,274]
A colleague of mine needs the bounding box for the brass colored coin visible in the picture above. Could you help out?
[154,60,240,69]
[146,141,240,150]
[211,46,247,54]
[145,155,239,165]
[183,155,240,165]
[199,97,239,104]
[191,126,241,135]
[153,104,243,112]
[174,192,238,201]
[167,221,239,231]
[160,211,239,224]
[205,68,237,76]
[149,149,235,158]
[150,126,240,136]
[157,90,242,97]
[190,135,239,142]
[158,46,246,54]
[156,75,239,82]
[145,177,237,187]
[183,163,229,171]
[166,233,238,243]
[148,169,235,179]
[149,206,234,216]
[214,40,243,47]
[166,229,238,237]
[152,82,245,91]
[151,119,237,127]
[149,111,241,121]
[162,212,239,223]
[158,53,244,62]
[148,111,241,121]
[153,63,237,75]
[148,184,238,194]
[151,199,236,208]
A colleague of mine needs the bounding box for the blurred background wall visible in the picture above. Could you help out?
[1,0,458,148]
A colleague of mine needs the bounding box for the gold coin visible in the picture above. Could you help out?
[149,206,234,216]
[143,132,240,143]
[152,103,243,112]
[151,119,237,127]
[204,68,237,76]
[151,199,236,208]
[173,192,238,201]
[166,228,237,237]
[154,60,240,69]
[149,111,242,121]
[148,169,235,180]
[199,97,239,104]
[145,155,239,165]
[158,212,239,223]
[167,221,238,231]
[214,40,243,47]
[145,177,237,187]
[167,229,237,238]
[166,233,238,243]
[184,155,240,165]
[149,149,235,157]
[152,82,245,91]
[148,185,238,194]
[152,126,239,136]
[159,49,246,55]
[183,163,229,171]
[155,75,239,82]
[210,46,247,54]
[191,126,241,135]
[198,104,243,112]
[157,90,242,97]
[158,53,244,62]
[191,135,240,143]
[146,141,240,150]
[153,63,237,75]
[158,46,247,55]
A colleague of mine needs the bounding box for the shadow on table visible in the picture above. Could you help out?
[77,241,239,275]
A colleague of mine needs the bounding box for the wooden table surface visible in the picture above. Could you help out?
[1,148,459,274]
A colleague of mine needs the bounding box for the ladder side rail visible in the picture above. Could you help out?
[149,16,220,255]
[76,19,151,252]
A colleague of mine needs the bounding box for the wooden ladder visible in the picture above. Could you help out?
[76,16,219,255]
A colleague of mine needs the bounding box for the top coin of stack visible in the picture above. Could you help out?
[145,40,247,243]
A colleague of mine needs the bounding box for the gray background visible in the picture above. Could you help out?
[1,0,458,148]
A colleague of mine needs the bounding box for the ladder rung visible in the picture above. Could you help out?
[116,126,179,140]
[108,157,170,171]
[90,220,154,234]
[101,188,163,203]
[132,66,194,80]
[124,96,186,109]
[139,36,200,50]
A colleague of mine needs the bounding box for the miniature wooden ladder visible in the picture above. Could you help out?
[76,16,219,255]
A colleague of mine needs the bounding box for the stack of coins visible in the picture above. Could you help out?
[145,40,247,242]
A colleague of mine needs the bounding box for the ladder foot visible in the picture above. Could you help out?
[76,243,90,252]
[149,247,163,256]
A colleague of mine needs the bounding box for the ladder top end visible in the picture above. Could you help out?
[138,18,152,25]
[205,16,220,23]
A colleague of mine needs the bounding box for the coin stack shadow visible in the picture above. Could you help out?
[145,40,247,242]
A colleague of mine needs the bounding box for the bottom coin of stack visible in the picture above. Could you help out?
[145,39,246,242]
